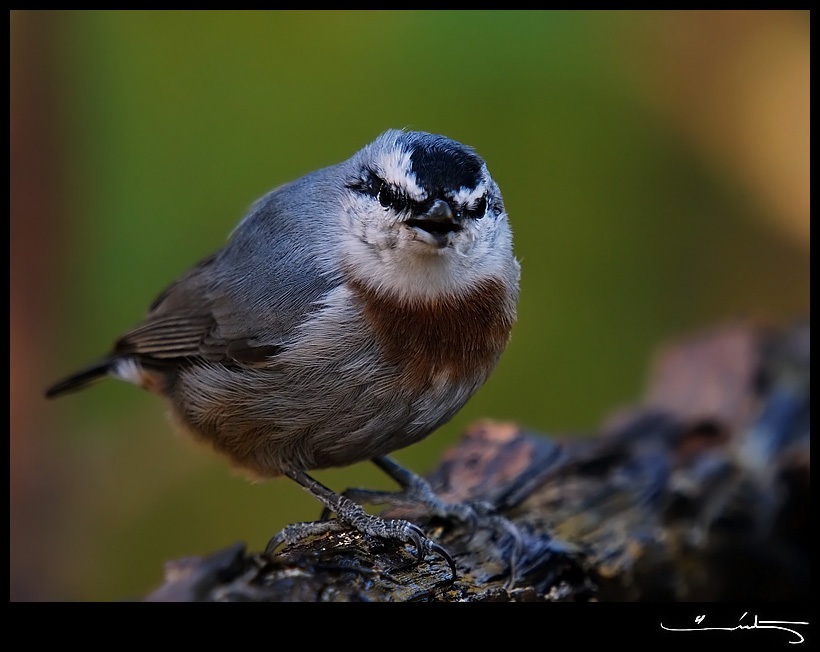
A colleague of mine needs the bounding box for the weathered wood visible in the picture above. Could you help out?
[145,318,809,601]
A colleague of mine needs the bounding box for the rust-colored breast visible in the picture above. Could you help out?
[349,278,516,391]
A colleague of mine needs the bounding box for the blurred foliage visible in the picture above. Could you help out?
[10,10,809,600]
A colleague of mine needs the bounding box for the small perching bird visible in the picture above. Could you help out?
[46,129,520,576]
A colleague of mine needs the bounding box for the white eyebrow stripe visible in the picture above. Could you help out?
[375,148,427,201]
[450,181,487,206]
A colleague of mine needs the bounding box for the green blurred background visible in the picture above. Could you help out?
[10,10,809,601]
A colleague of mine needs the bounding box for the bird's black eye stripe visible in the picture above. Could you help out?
[346,169,378,197]
[461,195,487,220]
[348,168,490,219]
[377,184,408,212]
[346,169,383,198]
[349,169,415,213]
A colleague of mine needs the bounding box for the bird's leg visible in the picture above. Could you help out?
[325,456,523,586]
[323,456,484,524]
[265,468,457,579]
[376,456,480,523]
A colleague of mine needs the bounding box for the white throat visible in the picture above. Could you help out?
[338,214,515,302]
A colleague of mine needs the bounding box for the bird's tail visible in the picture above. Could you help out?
[45,359,115,399]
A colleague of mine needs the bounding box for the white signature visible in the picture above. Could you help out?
[661,612,808,645]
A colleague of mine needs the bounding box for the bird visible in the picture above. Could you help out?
[45,129,521,576]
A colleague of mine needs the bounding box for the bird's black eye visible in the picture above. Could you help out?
[378,185,393,208]
[348,169,410,213]
[462,195,487,220]
[368,176,383,198]
[349,169,384,199]
[378,185,407,212]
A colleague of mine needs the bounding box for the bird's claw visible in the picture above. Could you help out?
[264,516,457,582]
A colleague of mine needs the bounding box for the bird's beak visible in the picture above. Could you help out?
[406,199,461,234]
[425,198,455,223]
[404,199,462,248]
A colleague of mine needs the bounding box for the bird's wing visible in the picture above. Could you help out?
[114,243,337,367]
